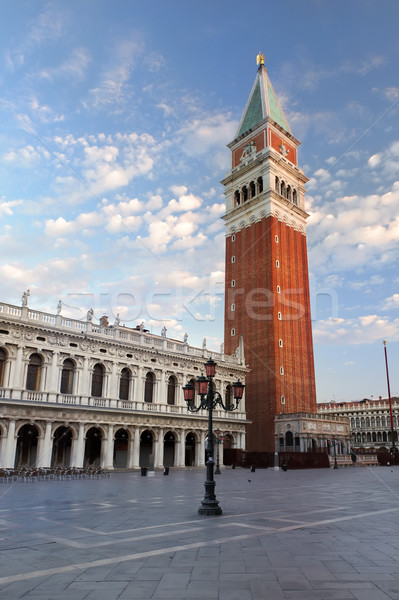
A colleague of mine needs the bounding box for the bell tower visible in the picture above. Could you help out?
[222,54,317,452]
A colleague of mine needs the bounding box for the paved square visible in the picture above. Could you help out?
[1,466,399,599]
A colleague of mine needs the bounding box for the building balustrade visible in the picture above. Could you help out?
[0,387,245,419]
[0,301,238,364]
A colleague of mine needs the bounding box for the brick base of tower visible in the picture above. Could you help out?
[224,215,317,453]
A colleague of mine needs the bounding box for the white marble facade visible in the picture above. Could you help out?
[0,301,247,470]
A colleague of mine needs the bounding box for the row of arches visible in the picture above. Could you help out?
[351,415,397,428]
[275,176,298,205]
[278,432,349,454]
[352,431,398,444]
[234,177,263,206]
[8,423,233,469]
[1,351,180,404]
[1,350,239,409]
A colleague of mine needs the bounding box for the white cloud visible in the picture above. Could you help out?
[38,47,90,81]
[87,39,144,108]
[44,217,75,237]
[0,199,23,217]
[167,193,202,213]
[4,145,48,166]
[368,153,381,168]
[383,294,399,310]
[308,176,399,273]
[6,5,64,70]
[176,113,238,157]
[314,314,399,345]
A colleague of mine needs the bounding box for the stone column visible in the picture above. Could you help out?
[0,430,7,468]
[110,362,118,400]
[136,366,144,404]
[198,430,206,466]
[48,352,58,392]
[127,434,135,468]
[104,424,114,470]
[177,429,186,467]
[2,420,17,468]
[72,423,85,468]
[159,371,166,406]
[36,422,53,468]
[12,347,23,388]
[155,428,164,468]
[99,431,107,468]
[132,426,140,468]
[80,357,90,396]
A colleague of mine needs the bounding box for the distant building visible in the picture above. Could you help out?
[0,300,247,469]
[318,398,399,451]
[275,412,351,454]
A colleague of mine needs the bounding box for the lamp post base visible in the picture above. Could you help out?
[198,502,222,516]
[198,463,222,515]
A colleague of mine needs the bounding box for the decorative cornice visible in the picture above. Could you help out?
[223,191,308,236]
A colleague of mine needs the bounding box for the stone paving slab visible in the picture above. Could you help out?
[1,466,399,598]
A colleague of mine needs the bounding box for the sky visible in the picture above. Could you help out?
[0,0,399,403]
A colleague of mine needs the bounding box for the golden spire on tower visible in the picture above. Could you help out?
[256,52,265,66]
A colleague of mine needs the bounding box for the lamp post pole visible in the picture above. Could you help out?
[214,429,221,475]
[333,439,338,469]
[183,359,244,516]
[383,341,397,453]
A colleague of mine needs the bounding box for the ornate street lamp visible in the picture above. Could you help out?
[183,358,244,515]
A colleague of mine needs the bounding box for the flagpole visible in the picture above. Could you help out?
[383,341,397,453]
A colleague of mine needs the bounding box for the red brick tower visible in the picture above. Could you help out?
[222,55,317,452]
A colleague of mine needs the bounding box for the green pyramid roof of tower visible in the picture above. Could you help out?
[236,63,291,138]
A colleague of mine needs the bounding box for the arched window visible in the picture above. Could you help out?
[242,186,248,202]
[367,432,371,442]
[0,348,6,387]
[167,375,176,405]
[280,181,286,197]
[286,185,291,201]
[285,431,293,446]
[60,358,75,395]
[249,181,256,198]
[357,433,361,443]
[371,417,375,427]
[356,417,360,427]
[351,418,355,428]
[144,372,154,403]
[274,176,279,192]
[293,190,298,205]
[376,416,381,427]
[362,432,366,442]
[377,431,382,442]
[366,417,370,427]
[361,417,365,428]
[26,353,43,391]
[372,431,377,442]
[91,363,104,398]
[119,367,131,401]
[234,190,240,206]
[225,384,233,408]
[381,416,386,427]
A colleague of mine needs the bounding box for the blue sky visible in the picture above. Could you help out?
[1,0,399,403]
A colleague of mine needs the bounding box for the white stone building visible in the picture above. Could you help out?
[0,300,247,470]
[318,399,399,451]
[275,412,351,454]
